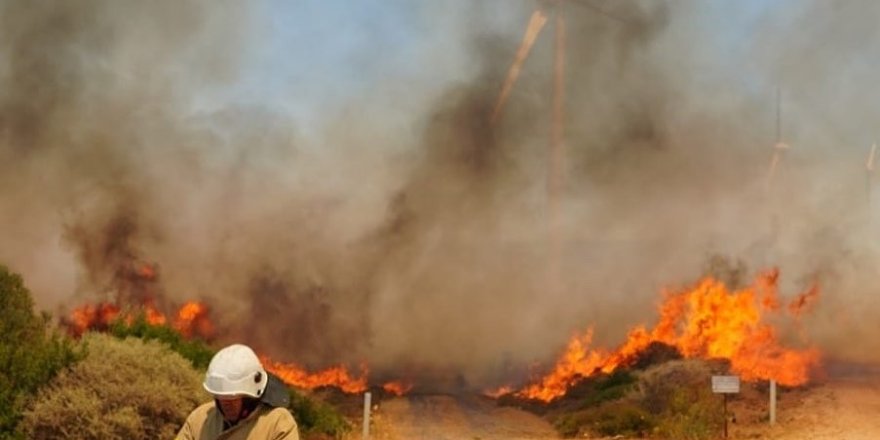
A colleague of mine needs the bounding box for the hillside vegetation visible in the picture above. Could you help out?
[0,264,350,439]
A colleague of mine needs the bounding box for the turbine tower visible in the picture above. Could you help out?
[767,87,790,187]
[491,0,627,225]
[867,143,876,204]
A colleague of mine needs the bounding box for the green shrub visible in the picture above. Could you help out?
[590,402,656,437]
[0,265,81,439]
[579,369,638,409]
[637,360,723,440]
[548,360,729,439]
[551,371,649,438]
[19,333,206,440]
[107,318,351,438]
[106,318,352,438]
[653,387,723,440]
[554,401,655,438]
[553,412,587,437]
[288,389,351,438]
[107,316,215,370]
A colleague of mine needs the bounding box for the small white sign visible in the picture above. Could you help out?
[711,375,741,394]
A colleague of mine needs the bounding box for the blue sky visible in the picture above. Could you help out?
[194,0,878,149]
[219,0,784,106]
[209,0,435,126]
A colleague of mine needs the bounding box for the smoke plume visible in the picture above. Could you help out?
[2,0,880,389]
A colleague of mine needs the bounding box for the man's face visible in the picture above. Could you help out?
[215,395,244,422]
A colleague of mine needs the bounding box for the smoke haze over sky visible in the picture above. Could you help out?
[2,0,880,387]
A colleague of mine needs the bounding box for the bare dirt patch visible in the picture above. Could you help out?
[364,394,559,440]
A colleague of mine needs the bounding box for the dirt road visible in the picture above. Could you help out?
[733,366,880,440]
[365,394,559,440]
[753,378,880,439]
[353,368,880,440]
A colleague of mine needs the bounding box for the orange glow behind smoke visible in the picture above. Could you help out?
[137,263,157,280]
[514,270,822,402]
[382,380,414,397]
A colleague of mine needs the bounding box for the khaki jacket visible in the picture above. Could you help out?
[176,401,300,440]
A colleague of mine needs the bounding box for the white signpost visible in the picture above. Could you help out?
[712,375,740,438]
[770,379,777,425]
[362,392,371,439]
[712,375,741,393]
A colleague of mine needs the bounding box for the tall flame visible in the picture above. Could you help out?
[514,269,821,402]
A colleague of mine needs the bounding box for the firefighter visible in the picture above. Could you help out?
[176,344,299,439]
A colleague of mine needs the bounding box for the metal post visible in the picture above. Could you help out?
[769,379,777,425]
[723,393,728,438]
[362,392,371,439]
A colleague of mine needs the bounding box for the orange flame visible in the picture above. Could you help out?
[67,299,382,395]
[382,380,414,397]
[515,269,821,402]
[173,301,216,340]
[483,385,514,399]
[143,300,166,326]
[261,357,368,394]
[69,303,121,337]
[67,299,214,341]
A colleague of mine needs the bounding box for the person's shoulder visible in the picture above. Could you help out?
[262,405,297,427]
[187,401,217,421]
[263,405,295,421]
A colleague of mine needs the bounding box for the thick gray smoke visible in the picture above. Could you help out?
[1,0,879,389]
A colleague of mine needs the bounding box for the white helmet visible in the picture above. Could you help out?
[203,344,268,398]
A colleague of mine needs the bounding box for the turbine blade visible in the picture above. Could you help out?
[491,9,548,123]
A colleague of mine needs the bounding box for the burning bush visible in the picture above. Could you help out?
[539,360,727,438]
[510,269,820,403]
[19,333,206,440]
[0,265,80,439]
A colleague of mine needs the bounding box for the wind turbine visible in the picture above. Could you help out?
[764,86,792,427]
[491,0,627,222]
[767,87,790,188]
[490,1,627,302]
[767,88,790,186]
[867,142,876,203]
